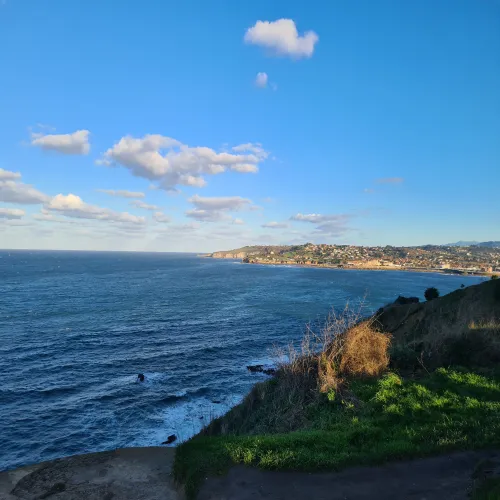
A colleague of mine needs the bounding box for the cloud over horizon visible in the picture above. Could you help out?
[0,207,25,219]
[45,194,145,225]
[186,195,255,223]
[261,221,288,229]
[291,212,353,237]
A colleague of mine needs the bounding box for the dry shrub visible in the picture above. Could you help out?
[338,321,391,377]
[279,302,392,395]
[204,302,392,436]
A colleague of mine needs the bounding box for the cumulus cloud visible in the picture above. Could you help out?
[376,177,404,184]
[98,134,266,190]
[97,189,145,199]
[0,168,21,180]
[0,179,49,204]
[255,72,268,88]
[31,129,90,155]
[45,194,145,225]
[186,195,255,224]
[130,200,161,211]
[0,207,25,219]
[244,19,319,59]
[153,212,171,223]
[261,221,288,229]
[233,218,245,225]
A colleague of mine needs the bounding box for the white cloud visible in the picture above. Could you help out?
[255,72,268,88]
[290,213,350,224]
[0,179,49,204]
[244,19,319,59]
[233,218,245,225]
[0,168,21,180]
[31,129,90,155]
[261,221,288,229]
[153,212,171,223]
[98,189,145,199]
[186,195,255,223]
[291,213,352,236]
[229,163,259,173]
[0,207,25,219]
[98,134,265,190]
[185,209,230,222]
[363,188,375,193]
[130,200,161,211]
[376,177,404,184]
[188,194,253,211]
[313,221,351,237]
[45,194,145,225]
[231,143,268,161]
[33,212,81,224]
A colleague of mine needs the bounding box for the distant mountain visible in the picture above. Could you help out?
[445,241,500,248]
[474,241,500,248]
[445,241,479,247]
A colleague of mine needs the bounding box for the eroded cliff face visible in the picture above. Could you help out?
[211,252,246,259]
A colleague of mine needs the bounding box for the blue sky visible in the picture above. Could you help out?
[0,0,498,251]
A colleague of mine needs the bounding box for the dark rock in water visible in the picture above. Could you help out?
[393,296,420,306]
[162,434,176,445]
[247,364,276,376]
[247,364,264,373]
[212,400,222,404]
[137,373,145,382]
[262,367,276,375]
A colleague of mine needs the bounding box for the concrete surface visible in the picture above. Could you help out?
[0,447,180,500]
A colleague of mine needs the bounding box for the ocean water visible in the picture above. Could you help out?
[0,250,486,471]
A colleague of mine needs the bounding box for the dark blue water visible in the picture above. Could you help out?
[0,250,485,471]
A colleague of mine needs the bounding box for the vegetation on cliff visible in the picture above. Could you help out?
[174,279,500,498]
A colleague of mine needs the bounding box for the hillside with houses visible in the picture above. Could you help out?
[210,243,500,274]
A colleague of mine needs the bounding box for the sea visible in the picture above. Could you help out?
[0,250,486,471]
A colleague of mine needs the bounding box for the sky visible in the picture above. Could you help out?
[0,0,499,252]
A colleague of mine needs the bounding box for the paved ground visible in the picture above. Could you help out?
[0,447,179,500]
[198,450,500,500]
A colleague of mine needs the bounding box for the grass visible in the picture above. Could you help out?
[173,367,500,498]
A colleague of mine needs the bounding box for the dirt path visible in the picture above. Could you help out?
[198,450,500,500]
[0,447,179,500]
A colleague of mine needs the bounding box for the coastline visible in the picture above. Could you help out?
[208,257,490,277]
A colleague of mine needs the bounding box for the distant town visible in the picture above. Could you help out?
[209,242,500,275]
